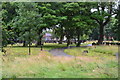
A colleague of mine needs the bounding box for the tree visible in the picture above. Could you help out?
[53,24,65,44]
[51,2,95,47]
[36,2,58,46]
[57,2,94,47]
[2,2,18,46]
[91,2,115,44]
[52,3,67,44]
[90,27,99,40]
[72,3,95,46]
[13,2,39,55]
[112,2,120,41]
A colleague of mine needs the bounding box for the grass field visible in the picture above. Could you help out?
[3,43,68,56]
[2,43,119,78]
[64,45,118,78]
[64,45,118,56]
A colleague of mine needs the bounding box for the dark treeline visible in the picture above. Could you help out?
[1,2,120,48]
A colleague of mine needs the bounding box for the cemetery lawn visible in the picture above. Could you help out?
[2,43,118,78]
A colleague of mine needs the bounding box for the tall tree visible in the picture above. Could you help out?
[91,2,115,44]
[112,2,120,41]
[2,2,18,46]
[36,2,58,46]
[60,2,94,47]
[13,2,39,55]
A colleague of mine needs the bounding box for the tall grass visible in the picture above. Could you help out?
[2,43,118,78]
[2,52,118,78]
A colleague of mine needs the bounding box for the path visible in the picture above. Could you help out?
[49,46,88,57]
[49,48,73,57]
[49,44,118,60]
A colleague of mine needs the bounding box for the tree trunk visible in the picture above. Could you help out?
[28,43,31,55]
[98,25,104,44]
[59,25,64,44]
[59,35,63,44]
[23,41,27,47]
[37,36,42,46]
[74,38,77,44]
[67,37,70,47]
[28,29,31,55]
[76,34,81,47]
[36,29,43,46]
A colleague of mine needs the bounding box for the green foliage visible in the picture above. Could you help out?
[2,2,18,24]
[112,4,120,41]
[2,2,18,46]
[52,2,95,46]
[1,2,118,47]
[90,2,116,44]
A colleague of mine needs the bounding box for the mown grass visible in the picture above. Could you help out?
[3,43,68,57]
[2,43,119,78]
[64,45,118,57]
[3,43,77,57]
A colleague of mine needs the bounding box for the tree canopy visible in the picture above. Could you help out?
[1,2,119,49]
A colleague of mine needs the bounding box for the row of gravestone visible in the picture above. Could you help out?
[92,42,120,45]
